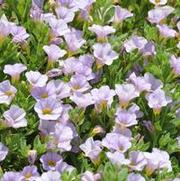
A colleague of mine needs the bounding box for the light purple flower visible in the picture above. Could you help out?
[128,72,151,93]
[80,137,102,163]
[106,151,130,166]
[102,133,131,152]
[48,79,71,100]
[21,166,39,180]
[144,72,163,91]
[0,80,17,105]
[113,126,132,138]
[56,0,78,12]
[38,171,61,181]
[91,85,115,112]
[64,28,86,52]
[127,173,145,181]
[10,26,29,43]
[1,172,22,181]
[124,36,148,53]
[149,0,167,6]
[140,41,156,57]
[3,63,27,82]
[28,150,37,165]
[157,24,177,38]
[34,98,63,120]
[115,83,139,107]
[25,71,48,87]
[144,148,172,175]
[0,142,8,162]
[81,171,101,181]
[79,54,94,67]
[62,57,78,75]
[93,43,118,68]
[145,88,172,114]
[0,14,13,39]
[111,6,133,23]
[55,160,75,173]
[70,92,94,108]
[46,68,62,78]
[31,83,56,101]
[40,152,62,171]
[43,44,67,63]
[115,108,137,127]
[88,24,115,41]
[128,151,147,171]
[69,75,91,93]
[48,18,70,37]
[55,6,75,23]
[170,55,180,75]
[38,119,56,135]
[3,105,27,128]
[148,6,174,24]
[53,123,74,151]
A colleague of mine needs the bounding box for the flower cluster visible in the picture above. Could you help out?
[0,0,179,180]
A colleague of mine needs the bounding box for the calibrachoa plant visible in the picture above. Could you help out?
[0,0,179,180]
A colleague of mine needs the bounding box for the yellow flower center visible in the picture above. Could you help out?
[48,160,56,167]
[5,91,13,96]
[41,93,48,99]
[25,172,32,179]
[42,108,52,114]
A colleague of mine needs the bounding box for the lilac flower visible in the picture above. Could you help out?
[79,54,94,67]
[38,171,61,181]
[145,88,172,114]
[124,36,148,53]
[80,137,102,164]
[115,83,139,107]
[48,18,70,37]
[128,151,147,171]
[55,6,75,23]
[157,24,177,38]
[170,55,180,75]
[46,68,62,78]
[0,80,17,105]
[0,14,13,39]
[40,152,62,171]
[69,75,91,93]
[10,26,29,43]
[140,41,156,57]
[3,63,27,82]
[144,148,172,175]
[38,119,56,135]
[21,166,39,180]
[127,173,145,181]
[53,123,74,151]
[64,28,86,53]
[148,6,174,24]
[91,86,115,112]
[93,43,118,68]
[115,108,137,127]
[62,57,79,75]
[106,151,130,166]
[55,160,75,173]
[0,142,8,162]
[34,98,63,120]
[111,6,133,24]
[1,172,22,181]
[144,72,163,91]
[149,0,167,6]
[25,71,48,87]
[48,79,71,100]
[3,105,27,128]
[81,171,101,181]
[43,44,67,65]
[128,72,151,93]
[88,24,115,41]
[102,133,131,152]
[113,126,132,138]
[70,92,94,108]
[28,150,37,165]
[31,83,56,101]
[56,0,78,12]
[143,120,154,133]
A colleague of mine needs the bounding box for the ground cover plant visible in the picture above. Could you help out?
[0,0,180,180]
